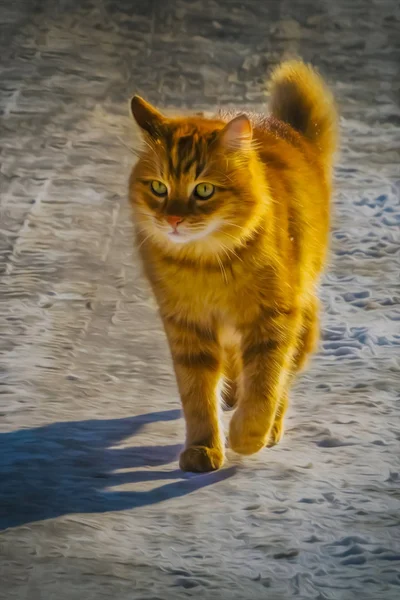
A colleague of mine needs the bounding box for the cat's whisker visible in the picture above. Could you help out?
[224,222,245,231]
[136,232,154,250]
[142,137,158,154]
[219,242,243,264]
[118,136,141,157]
[216,254,228,284]
[187,226,208,233]
[221,232,242,243]
[220,230,246,250]
[219,245,233,264]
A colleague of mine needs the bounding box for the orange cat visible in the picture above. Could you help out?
[129,61,337,472]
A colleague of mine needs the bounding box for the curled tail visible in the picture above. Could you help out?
[269,60,338,168]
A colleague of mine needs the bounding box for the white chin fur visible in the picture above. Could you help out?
[165,220,221,245]
[167,233,191,244]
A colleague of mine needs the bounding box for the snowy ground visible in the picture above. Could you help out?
[0,1,399,598]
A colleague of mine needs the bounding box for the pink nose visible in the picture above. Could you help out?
[166,215,183,228]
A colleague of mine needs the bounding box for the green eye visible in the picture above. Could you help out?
[150,180,168,197]
[194,182,215,200]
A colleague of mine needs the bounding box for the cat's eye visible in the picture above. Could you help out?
[194,183,215,200]
[150,180,168,197]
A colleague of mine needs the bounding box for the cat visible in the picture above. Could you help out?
[128,61,337,472]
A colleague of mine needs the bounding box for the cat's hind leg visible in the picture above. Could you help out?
[268,297,320,447]
[228,308,300,455]
[292,297,320,373]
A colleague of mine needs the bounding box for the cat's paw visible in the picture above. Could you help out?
[179,445,224,472]
[228,411,269,455]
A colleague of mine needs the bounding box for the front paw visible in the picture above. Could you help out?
[179,445,225,472]
[228,410,270,455]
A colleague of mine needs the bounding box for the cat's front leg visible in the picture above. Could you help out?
[163,315,224,472]
[229,309,300,455]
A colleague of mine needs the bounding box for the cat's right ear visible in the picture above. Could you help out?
[220,114,252,150]
[130,96,166,138]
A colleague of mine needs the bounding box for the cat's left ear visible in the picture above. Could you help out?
[220,114,252,150]
[130,95,166,138]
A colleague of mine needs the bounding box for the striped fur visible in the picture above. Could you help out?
[129,61,338,472]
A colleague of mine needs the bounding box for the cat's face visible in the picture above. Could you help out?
[129,97,265,254]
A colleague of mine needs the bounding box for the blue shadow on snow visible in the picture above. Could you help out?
[0,409,236,530]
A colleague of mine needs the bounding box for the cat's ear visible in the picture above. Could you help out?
[220,114,252,150]
[130,96,166,138]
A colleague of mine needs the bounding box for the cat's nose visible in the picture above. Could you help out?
[166,215,183,228]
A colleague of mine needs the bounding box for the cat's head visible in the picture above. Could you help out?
[129,96,266,256]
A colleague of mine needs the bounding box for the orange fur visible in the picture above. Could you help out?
[128,61,338,472]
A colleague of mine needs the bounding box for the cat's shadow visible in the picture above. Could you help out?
[0,409,236,530]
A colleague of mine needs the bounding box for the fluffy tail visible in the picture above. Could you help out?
[269,60,338,165]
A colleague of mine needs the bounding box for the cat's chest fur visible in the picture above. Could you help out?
[149,253,287,326]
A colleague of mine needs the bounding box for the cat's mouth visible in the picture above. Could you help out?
[167,229,190,244]
[163,220,221,245]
